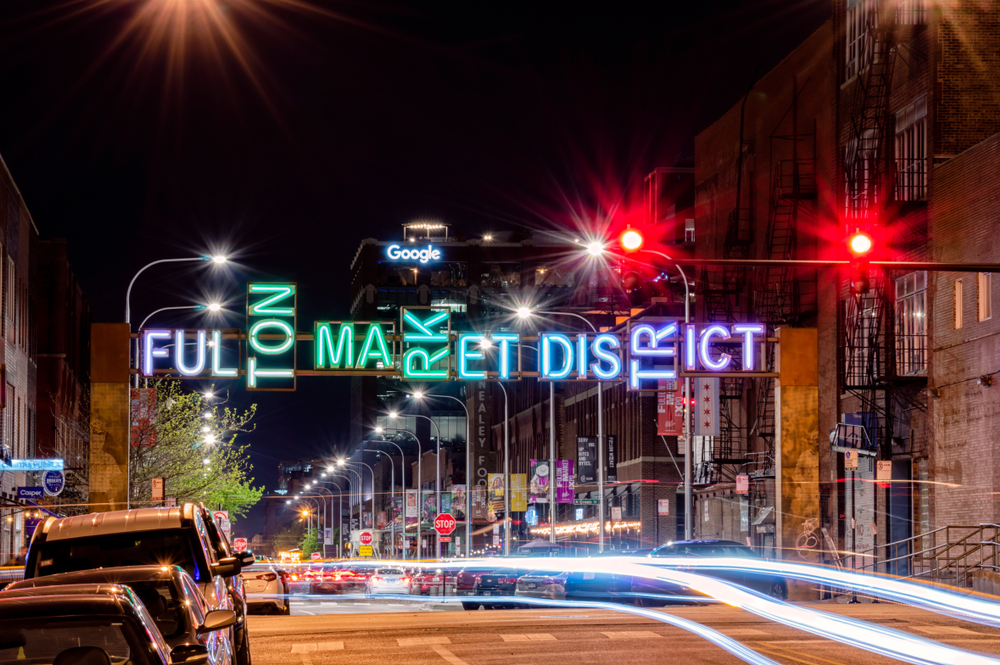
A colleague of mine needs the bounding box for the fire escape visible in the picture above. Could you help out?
[703,140,753,483]
[841,0,902,459]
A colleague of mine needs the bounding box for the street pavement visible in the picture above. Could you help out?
[248,602,1000,665]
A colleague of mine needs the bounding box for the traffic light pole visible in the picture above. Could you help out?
[631,258,1000,272]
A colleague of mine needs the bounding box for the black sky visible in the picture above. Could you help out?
[0,0,829,533]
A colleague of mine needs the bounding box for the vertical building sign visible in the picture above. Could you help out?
[130,388,157,448]
[467,381,494,520]
[606,435,617,483]
[529,459,550,503]
[556,460,575,503]
[694,378,720,437]
[510,473,527,512]
[246,283,297,390]
[576,436,597,484]
[657,381,683,436]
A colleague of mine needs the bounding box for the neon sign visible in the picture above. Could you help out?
[386,244,441,263]
[139,283,771,390]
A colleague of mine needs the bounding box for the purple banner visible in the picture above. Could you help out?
[556,460,575,503]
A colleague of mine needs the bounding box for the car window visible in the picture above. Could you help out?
[193,513,218,565]
[0,616,156,665]
[34,529,210,582]
[181,575,208,625]
[376,568,403,575]
[127,580,186,639]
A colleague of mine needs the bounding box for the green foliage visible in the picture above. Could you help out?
[129,382,263,519]
[299,527,319,557]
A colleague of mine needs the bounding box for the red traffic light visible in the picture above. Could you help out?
[620,228,644,252]
[848,231,873,256]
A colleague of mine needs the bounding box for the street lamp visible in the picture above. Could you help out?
[314,477,348,558]
[370,431,408,560]
[364,441,396,559]
[516,308,605,549]
[378,425,424,558]
[408,392,472,557]
[390,410,443,558]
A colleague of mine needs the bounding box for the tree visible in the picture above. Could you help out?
[299,527,319,557]
[129,381,263,518]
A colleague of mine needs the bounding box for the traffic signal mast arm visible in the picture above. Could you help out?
[625,257,1000,272]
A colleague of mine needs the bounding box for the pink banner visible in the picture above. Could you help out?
[556,460,575,503]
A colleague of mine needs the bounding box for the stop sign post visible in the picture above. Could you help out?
[434,513,456,536]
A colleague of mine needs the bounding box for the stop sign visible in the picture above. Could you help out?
[233,537,248,551]
[434,513,456,535]
[359,531,373,545]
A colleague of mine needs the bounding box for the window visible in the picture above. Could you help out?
[895,272,927,375]
[897,0,925,25]
[684,218,695,243]
[955,279,964,329]
[844,295,879,386]
[895,96,927,201]
[846,0,877,80]
[979,272,992,321]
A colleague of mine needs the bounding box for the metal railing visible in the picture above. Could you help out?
[853,524,1000,587]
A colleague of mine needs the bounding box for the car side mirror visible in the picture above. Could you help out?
[211,556,241,578]
[235,549,255,567]
[197,609,237,635]
[170,643,210,664]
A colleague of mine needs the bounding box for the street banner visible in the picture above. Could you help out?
[152,478,164,501]
[441,491,452,515]
[130,387,158,448]
[556,460,574,503]
[377,511,387,529]
[611,506,622,521]
[606,435,618,483]
[422,492,436,522]
[363,512,373,528]
[657,498,670,515]
[529,459,550,503]
[657,380,683,436]
[451,485,466,520]
[694,378,720,437]
[324,527,332,545]
[510,473,527,511]
[405,490,418,518]
[576,436,597,484]
[471,485,488,520]
[488,473,505,512]
[736,475,749,494]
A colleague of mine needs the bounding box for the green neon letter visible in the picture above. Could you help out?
[248,283,296,316]
[316,322,354,369]
[403,347,449,380]
[249,319,295,355]
[356,323,392,368]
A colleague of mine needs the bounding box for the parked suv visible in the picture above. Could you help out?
[197,504,253,664]
[24,505,246,660]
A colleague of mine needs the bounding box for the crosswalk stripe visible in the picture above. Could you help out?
[398,636,453,647]
[291,642,344,652]
[601,631,662,639]
[432,646,470,665]
[500,633,557,642]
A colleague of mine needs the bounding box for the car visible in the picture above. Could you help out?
[196,505,253,665]
[365,568,411,597]
[3,567,234,664]
[463,569,528,609]
[239,564,290,615]
[0,584,235,665]
[646,539,788,600]
[455,566,495,597]
[410,568,456,596]
[514,570,568,603]
[311,563,370,595]
[24,505,245,659]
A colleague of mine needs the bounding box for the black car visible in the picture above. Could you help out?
[4,565,234,663]
[645,539,788,601]
[0,585,234,665]
[197,505,253,665]
[464,569,527,609]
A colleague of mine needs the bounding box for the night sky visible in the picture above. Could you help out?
[0,0,828,534]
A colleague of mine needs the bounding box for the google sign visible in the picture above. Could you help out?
[385,244,441,263]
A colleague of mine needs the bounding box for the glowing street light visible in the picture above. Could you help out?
[516,306,533,320]
[620,228,644,252]
[206,302,223,313]
[586,241,605,257]
[210,255,229,265]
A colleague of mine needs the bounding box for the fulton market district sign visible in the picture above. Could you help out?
[138,283,776,389]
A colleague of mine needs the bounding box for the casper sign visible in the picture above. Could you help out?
[140,284,771,391]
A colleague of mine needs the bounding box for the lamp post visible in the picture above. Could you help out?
[356,460,375,532]
[317,475,348,558]
[337,465,362,553]
[364,441,395,559]
[517,308,603,549]
[124,254,228,510]
[635,248,692,539]
[312,485,337,558]
[371,432,408,560]
[391,412,442,558]
[409,392,472,557]
[378,425,423,558]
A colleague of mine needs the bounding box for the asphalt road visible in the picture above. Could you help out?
[248,602,1000,665]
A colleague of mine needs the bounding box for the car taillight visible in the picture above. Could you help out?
[290,574,299,581]
[371,577,381,582]
[474,575,482,584]
[402,577,411,583]
[258,573,277,582]
[503,578,516,584]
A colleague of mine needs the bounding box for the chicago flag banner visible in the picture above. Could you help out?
[694,378,720,437]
